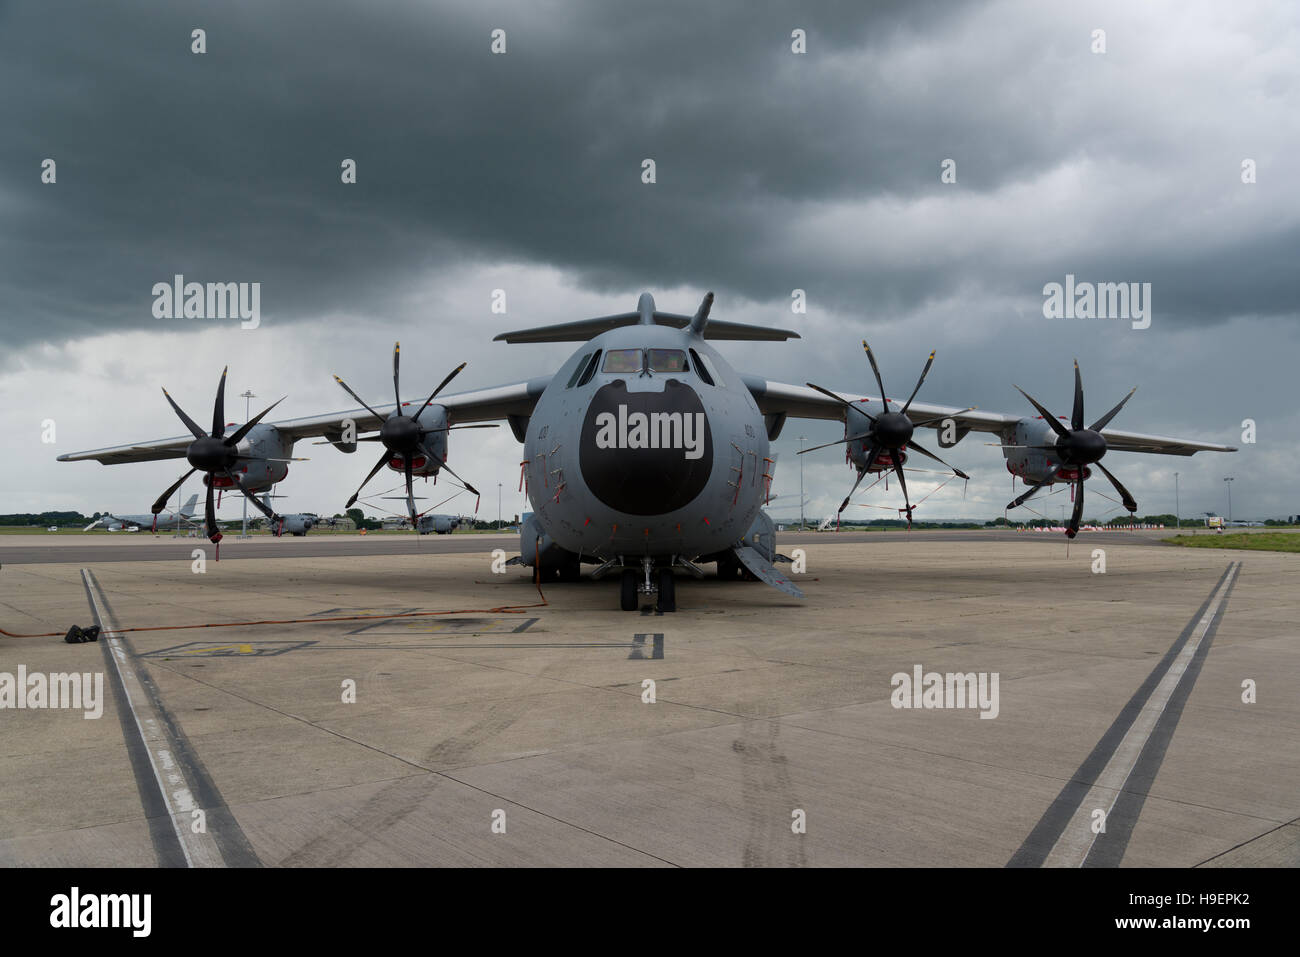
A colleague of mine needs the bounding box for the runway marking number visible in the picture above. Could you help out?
[629,634,665,660]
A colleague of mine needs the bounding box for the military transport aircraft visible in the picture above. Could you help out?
[58,292,1235,610]
[85,493,200,532]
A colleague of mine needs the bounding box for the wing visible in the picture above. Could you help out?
[742,376,1237,456]
[57,376,552,466]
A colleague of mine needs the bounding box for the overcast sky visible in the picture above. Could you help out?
[2,0,1296,524]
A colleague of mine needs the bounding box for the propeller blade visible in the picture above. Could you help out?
[211,366,228,438]
[413,362,467,423]
[1071,360,1085,431]
[905,439,969,480]
[1007,477,1053,510]
[892,459,914,528]
[229,474,281,525]
[393,342,402,411]
[204,481,221,544]
[805,382,876,420]
[900,351,935,414]
[421,423,501,432]
[862,341,890,409]
[1096,462,1138,513]
[1013,385,1070,439]
[225,397,286,446]
[332,374,386,423]
[345,450,393,508]
[1089,387,1137,433]
[404,458,418,531]
[427,451,479,497]
[911,407,976,429]
[152,467,198,514]
[1068,477,1085,538]
[161,388,206,439]
[838,471,867,515]
[838,445,880,513]
[797,432,871,455]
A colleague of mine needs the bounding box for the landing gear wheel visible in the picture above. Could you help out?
[558,554,582,582]
[657,567,676,613]
[717,558,738,581]
[620,569,638,611]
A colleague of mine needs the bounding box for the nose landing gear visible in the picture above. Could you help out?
[618,557,676,612]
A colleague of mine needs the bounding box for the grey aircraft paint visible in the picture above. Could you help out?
[522,295,771,566]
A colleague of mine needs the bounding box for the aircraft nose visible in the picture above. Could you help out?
[579,379,714,515]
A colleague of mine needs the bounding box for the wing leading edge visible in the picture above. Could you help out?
[742,376,1237,456]
[57,376,552,466]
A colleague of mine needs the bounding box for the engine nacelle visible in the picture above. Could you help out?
[1001,416,1071,485]
[205,458,289,490]
[845,403,874,471]
[206,423,297,492]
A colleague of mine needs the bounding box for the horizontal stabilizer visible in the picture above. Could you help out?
[494,313,640,343]
[494,312,800,344]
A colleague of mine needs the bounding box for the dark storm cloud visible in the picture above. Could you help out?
[6,0,1295,354]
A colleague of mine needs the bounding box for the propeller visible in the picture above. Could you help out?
[803,342,969,525]
[334,344,479,531]
[150,367,286,555]
[1005,360,1138,538]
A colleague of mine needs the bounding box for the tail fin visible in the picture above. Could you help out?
[180,493,199,517]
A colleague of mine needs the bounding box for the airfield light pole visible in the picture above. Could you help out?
[1174,472,1180,529]
[799,436,805,530]
[239,390,255,538]
[498,482,502,530]
[1224,476,1234,524]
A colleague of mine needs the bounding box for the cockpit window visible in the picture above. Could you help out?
[689,348,716,386]
[602,349,642,373]
[565,351,593,388]
[648,349,688,373]
[576,350,601,386]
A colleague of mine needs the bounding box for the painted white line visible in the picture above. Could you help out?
[82,569,225,867]
[1043,561,1239,867]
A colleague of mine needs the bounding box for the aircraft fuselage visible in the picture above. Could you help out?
[522,324,769,562]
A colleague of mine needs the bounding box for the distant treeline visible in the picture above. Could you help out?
[984,514,1294,528]
[0,511,92,526]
